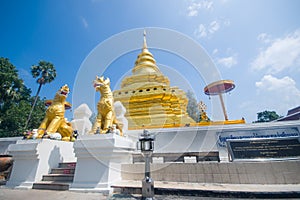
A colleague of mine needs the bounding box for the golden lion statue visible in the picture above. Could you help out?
[90,76,122,135]
[30,85,75,141]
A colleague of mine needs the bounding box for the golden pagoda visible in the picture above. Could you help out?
[113,31,195,129]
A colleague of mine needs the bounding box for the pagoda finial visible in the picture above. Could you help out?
[143,29,147,50]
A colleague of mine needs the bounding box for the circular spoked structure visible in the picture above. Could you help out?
[204,80,235,121]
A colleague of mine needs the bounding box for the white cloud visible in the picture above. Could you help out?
[256,75,294,91]
[194,18,230,39]
[202,0,213,9]
[213,48,238,68]
[255,75,300,114]
[80,16,89,28]
[187,0,213,17]
[194,24,207,38]
[251,30,300,74]
[212,48,218,55]
[217,55,237,68]
[257,33,272,44]
[194,20,218,38]
[187,3,201,16]
[208,20,220,34]
[187,9,199,17]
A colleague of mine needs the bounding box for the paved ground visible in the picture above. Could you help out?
[0,188,105,200]
[0,188,226,200]
[1,183,300,200]
[112,180,300,198]
[2,181,300,199]
[1,188,300,200]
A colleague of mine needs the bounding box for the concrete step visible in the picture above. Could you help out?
[51,168,75,175]
[42,174,74,182]
[32,181,70,191]
[32,162,77,191]
[58,162,76,169]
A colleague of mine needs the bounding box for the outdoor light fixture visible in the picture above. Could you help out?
[137,129,155,200]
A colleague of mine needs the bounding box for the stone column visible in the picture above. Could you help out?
[6,139,76,189]
[70,134,134,192]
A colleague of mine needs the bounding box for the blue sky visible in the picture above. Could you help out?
[1,0,300,122]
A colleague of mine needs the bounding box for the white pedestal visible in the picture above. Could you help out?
[71,103,92,136]
[70,134,135,192]
[6,139,76,189]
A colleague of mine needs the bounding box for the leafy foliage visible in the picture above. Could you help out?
[31,61,57,85]
[0,58,30,106]
[253,110,281,123]
[0,99,45,137]
[186,90,200,122]
[0,58,46,137]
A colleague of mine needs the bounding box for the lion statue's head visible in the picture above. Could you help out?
[93,76,111,93]
[55,84,70,100]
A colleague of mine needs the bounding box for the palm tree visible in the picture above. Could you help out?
[25,61,57,129]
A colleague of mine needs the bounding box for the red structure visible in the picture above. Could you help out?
[204,80,235,121]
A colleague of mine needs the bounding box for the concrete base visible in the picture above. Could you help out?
[6,139,76,189]
[121,160,300,184]
[70,134,135,192]
[0,137,22,154]
[126,120,300,162]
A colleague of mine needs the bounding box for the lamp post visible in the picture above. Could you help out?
[137,129,155,200]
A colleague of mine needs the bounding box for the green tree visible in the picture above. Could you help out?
[186,90,200,122]
[253,110,281,123]
[0,58,46,137]
[0,97,46,137]
[0,57,30,128]
[0,58,29,106]
[25,61,56,128]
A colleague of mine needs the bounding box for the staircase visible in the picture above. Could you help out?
[32,162,76,190]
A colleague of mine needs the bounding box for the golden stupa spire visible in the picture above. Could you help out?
[132,30,160,75]
[143,29,147,50]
